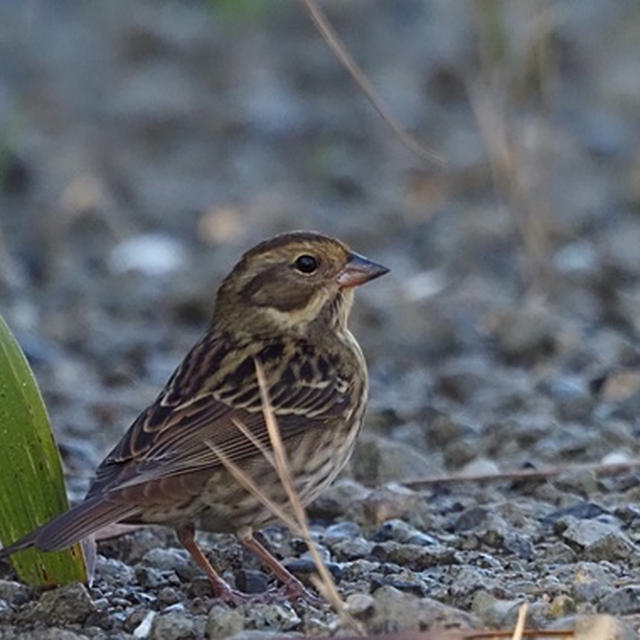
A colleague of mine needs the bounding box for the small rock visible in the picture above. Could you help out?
[95,555,136,586]
[555,469,599,495]
[544,541,577,564]
[133,611,156,639]
[0,598,10,621]
[370,541,458,570]
[373,519,438,546]
[29,582,95,625]
[227,632,303,640]
[548,594,576,618]
[0,579,30,604]
[453,506,489,531]
[141,547,197,581]
[351,436,431,484]
[345,593,376,619]
[491,308,557,363]
[471,589,523,627]
[245,603,301,631]
[572,563,613,603]
[206,604,245,638]
[331,537,373,561]
[369,586,478,633]
[361,484,424,526]
[584,532,636,561]
[235,569,270,594]
[109,233,186,277]
[598,586,640,615]
[574,613,637,640]
[323,521,360,544]
[283,558,342,580]
[559,517,634,559]
[151,611,201,640]
[307,479,370,522]
[542,501,610,524]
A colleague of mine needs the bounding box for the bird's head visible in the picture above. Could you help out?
[213,231,388,336]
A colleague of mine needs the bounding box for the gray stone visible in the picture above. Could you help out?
[351,435,431,484]
[471,589,523,626]
[571,563,613,603]
[345,592,376,619]
[0,579,30,604]
[373,519,438,546]
[151,611,203,639]
[28,582,95,625]
[371,540,458,569]
[598,585,640,615]
[559,517,629,549]
[584,531,636,561]
[206,604,245,638]
[331,537,374,560]
[574,614,637,640]
[323,521,361,545]
[368,586,478,633]
[228,632,303,640]
[244,603,301,631]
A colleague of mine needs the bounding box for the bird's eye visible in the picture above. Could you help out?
[294,254,319,274]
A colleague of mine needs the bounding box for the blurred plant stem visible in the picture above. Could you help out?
[472,0,558,295]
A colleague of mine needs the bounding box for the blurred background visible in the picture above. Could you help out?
[1,0,640,495]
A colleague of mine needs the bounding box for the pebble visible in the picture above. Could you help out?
[598,585,640,615]
[368,586,479,633]
[331,537,374,561]
[0,579,30,604]
[573,614,637,640]
[345,592,376,618]
[151,611,203,639]
[27,583,95,626]
[109,233,186,277]
[471,589,523,626]
[244,603,301,631]
[351,436,431,484]
[206,604,245,639]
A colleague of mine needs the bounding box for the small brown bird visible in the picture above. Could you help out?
[0,231,388,604]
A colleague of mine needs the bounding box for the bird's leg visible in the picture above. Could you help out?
[237,527,324,605]
[176,524,250,606]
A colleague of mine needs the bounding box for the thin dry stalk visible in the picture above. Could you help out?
[511,604,527,640]
[300,0,444,166]
[403,459,640,490]
[206,360,362,634]
[253,360,362,633]
[470,1,557,294]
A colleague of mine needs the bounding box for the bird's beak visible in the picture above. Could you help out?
[337,252,389,288]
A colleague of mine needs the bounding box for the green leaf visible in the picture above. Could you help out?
[0,314,87,585]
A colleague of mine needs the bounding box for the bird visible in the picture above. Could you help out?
[0,230,388,604]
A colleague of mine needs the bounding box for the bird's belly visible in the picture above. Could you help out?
[195,417,362,533]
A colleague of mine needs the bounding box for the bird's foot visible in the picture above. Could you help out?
[212,581,271,606]
[278,576,325,606]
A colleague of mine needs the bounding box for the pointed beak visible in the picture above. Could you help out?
[336,252,389,288]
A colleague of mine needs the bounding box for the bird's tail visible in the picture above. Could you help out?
[0,496,137,558]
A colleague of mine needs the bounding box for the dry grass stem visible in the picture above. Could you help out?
[511,604,527,640]
[300,0,444,166]
[207,360,361,634]
[253,360,362,633]
[403,459,640,490]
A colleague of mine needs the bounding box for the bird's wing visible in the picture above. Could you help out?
[88,331,356,495]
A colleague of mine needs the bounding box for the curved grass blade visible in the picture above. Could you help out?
[0,314,86,585]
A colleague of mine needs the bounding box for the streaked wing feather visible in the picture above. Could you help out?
[87,332,353,495]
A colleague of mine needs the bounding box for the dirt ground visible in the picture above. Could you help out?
[1,1,640,638]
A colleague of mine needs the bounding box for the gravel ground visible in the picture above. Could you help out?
[2,1,640,638]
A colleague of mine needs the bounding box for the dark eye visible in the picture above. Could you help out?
[294,254,319,274]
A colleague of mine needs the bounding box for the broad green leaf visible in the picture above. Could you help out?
[0,314,86,585]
